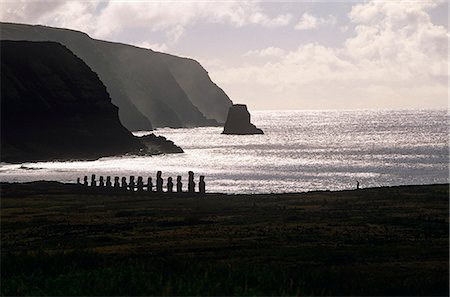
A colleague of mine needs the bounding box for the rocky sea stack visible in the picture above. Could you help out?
[222,104,263,135]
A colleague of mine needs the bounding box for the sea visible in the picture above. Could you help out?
[0,109,448,194]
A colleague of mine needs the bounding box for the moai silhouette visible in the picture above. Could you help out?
[83,176,88,186]
[167,177,174,193]
[106,176,112,187]
[176,176,183,193]
[91,174,96,187]
[188,171,195,193]
[129,176,135,191]
[137,176,144,191]
[199,175,205,194]
[77,177,81,184]
[147,177,153,192]
[114,177,120,188]
[99,176,105,187]
[121,177,127,189]
[156,171,163,193]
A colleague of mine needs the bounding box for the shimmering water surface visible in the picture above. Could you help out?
[1,110,448,193]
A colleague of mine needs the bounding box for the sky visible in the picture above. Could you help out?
[1,0,449,110]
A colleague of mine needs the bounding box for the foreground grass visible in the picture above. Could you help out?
[1,183,449,296]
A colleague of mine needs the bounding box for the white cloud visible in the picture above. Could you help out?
[209,1,448,109]
[295,13,337,30]
[244,46,286,58]
[132,41,168,52]
[0,0,101,34]
[0,1,293,49]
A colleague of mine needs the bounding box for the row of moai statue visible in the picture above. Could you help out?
[77,171,205,193]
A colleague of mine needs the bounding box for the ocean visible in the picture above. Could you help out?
[0,109,448,194]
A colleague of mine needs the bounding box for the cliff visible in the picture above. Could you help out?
[158,53,233,123]
[0,22,232,129]
[0,41,181,163]
[222,104,264,135]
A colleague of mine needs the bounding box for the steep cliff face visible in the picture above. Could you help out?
[0,22,232,129]
[0,23,152,131]
[158,53,233,123]
[0,41,181,163]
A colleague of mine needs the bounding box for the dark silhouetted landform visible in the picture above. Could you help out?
[0,41,182,163]
[0,22,233,130]
[1,182,448,296]
[223,104,264,135]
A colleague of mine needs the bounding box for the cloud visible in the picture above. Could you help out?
[0,1,293,50]
[244,46,286,58]
[132,41,168,52]
[0,0,101,34]
[294,13,337,30]
[209,1,448,109]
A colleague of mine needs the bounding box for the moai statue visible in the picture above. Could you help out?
[167,177,174,193]
[129,176,135,191]
[106,176,112,188]
[121,177,127,189]
[77,177,81,184]
[176,176,183,193]
[91,174,97,187]
[114,177,120,188]
[156,171,163,193]
[83,176,88,186]
[188,171,195,193]
[199,175,206,194]
[137,176,144,191]
[147,177,153,192]
[99,176,105,187]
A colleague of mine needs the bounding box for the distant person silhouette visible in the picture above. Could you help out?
[77,177,81,184]
[188,171,195,193]
[356,180,360,190]
[199,175,205,194]
[176,176,183,193]
[156,171,163,192]
[167,177,174,193]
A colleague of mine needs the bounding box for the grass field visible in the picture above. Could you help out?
[1,182,448,295]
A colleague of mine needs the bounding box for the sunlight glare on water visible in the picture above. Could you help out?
[0,110,448,193]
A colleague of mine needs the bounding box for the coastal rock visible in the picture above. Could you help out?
[0,22,233,129]
[0,41,182,163]
[222,104,263,135]
[139,134,184,154]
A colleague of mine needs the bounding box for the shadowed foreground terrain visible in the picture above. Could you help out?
[1,182,448,296]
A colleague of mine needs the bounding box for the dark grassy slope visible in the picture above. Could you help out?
[0,41,143,163]
[1,182,448,295]
[1,22,231,129]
